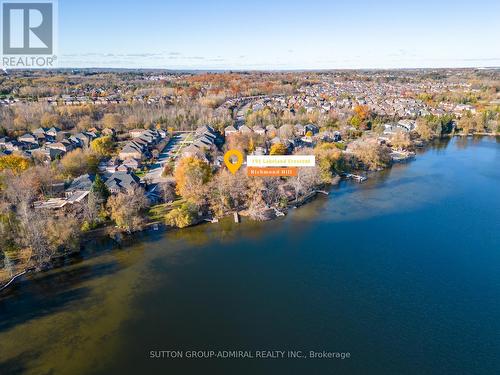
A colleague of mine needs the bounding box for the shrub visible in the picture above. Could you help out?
[165,203,198,228]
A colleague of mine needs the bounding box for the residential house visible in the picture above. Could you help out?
[46,142,72,153]
[129,129,145,138]
[105,157,121,173]
[265,125,277,137]
[181,125,222,161]
[0,137,11,149]
[65,174,95,197]
[397,119,416,132]
[105,171,141,194]
[270,136,282,145]
[119,142,144,160]
[2,140,23,152]
[294,124,306,136]
[224,125,237,137]
[252,146,267,156]
[180,144,209,162]
[122,158,141,170]
[253,126,266,136]
[46,127,62,139]
[74,132,96,148]
[33,127,47,138]
[18,133,38,145]
[31,147,64,161]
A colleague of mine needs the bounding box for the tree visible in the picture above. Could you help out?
[390,131,412,150]
[77,115,93,131]
[16,208,79,271]
[0,169,80,282]
[289,166,321,201]
[40,112,60,127]
[107,187,149,232]
[270,143,287,155]
[102,113,122,130]
[277,124,294,139]
[457,113,486,134]
[82,191,100,231]
[60,149,98,177]
[174,157,212,204]
[165,202,198,228]
[91,174,110,202]
[248,137,255,153]
[82,183,109,231]
[158,181,176,203]
[348,139,391,171]
[161,162,174,177]
[419,114,455,137]
[349,114,362,128]
[125,114,142,130]
[314,143,345,183]
[0,155,31,174]
[208,169,248,217]
[226,133,260,154]
[246,176,286,213]
[416,118,433,141]
[90,136,114,157]
[353,105,370,121]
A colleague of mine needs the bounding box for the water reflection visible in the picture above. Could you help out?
[0,136,499,375]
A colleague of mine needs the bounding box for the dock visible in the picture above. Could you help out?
[233,212,240,223]
[273,208,285,217]
[344,173,367,183]
[204,218,219,223]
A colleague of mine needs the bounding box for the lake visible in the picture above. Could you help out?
[1,136,499,375]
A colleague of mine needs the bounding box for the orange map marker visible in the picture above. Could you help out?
[224,149,243,174]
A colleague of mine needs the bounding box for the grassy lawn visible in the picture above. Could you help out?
[148,199,184,221]
[134,170,147,178]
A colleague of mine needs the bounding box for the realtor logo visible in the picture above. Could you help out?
[1,0,57,68]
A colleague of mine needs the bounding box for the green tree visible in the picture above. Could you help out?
[91,174,110,202]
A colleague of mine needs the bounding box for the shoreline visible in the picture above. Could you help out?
[1,134,498,291]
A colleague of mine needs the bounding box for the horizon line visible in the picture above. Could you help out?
[6,65,500,72]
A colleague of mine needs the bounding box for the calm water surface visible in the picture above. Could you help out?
[1,137,499,375]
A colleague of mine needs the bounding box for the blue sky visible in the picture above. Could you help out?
[58,0,500,69]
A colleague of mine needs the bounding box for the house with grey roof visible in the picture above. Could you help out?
[18,133,38,145]
[46,142,71,153]
[224,125,237,137]
[105,171,142,194]
[65,174,95,197]
[46,127,62,138]
[119,142,145,160]
[31,147,64,162]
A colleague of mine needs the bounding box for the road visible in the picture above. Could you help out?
[142,132,194,183]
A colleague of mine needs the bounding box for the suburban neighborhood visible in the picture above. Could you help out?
[0,68,499,289]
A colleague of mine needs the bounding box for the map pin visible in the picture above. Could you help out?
[224,149,243,174]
